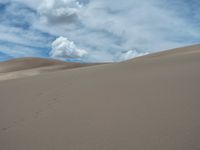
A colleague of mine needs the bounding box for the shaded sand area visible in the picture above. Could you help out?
[0,45,200,150]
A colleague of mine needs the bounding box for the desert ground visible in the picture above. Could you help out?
[0,45,200,150]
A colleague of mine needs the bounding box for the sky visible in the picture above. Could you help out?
[0,0,200,62]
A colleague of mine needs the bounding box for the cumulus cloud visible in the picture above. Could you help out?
[50,36,88,60]
[38,0,82,24]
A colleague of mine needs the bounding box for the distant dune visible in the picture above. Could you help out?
[0,45,200,150]
[0,57,67,73]
[0,57,96,81]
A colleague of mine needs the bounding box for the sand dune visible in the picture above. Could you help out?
[0,57,67,73]
[0,45,200,150]
[0,57,96,81]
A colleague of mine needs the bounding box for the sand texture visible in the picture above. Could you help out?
[0,45,200,150]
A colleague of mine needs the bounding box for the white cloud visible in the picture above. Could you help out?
[116,50,149,62]
[38,0,82,24]
[50,36,88,59]
[79,0,199,51]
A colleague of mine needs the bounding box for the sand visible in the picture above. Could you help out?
[0,45,200,150]
[0,57,96,81]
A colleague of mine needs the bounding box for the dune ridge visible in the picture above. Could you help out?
[0,45,200,150]
[0,57,66,73]
[0,57,97,81]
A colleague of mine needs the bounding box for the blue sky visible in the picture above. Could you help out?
[0,0,200,62]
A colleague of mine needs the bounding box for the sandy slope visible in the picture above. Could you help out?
[0,57,95,81]
[0,45,200,150]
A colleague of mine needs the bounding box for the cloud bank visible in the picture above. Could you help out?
[0,0,200,62]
